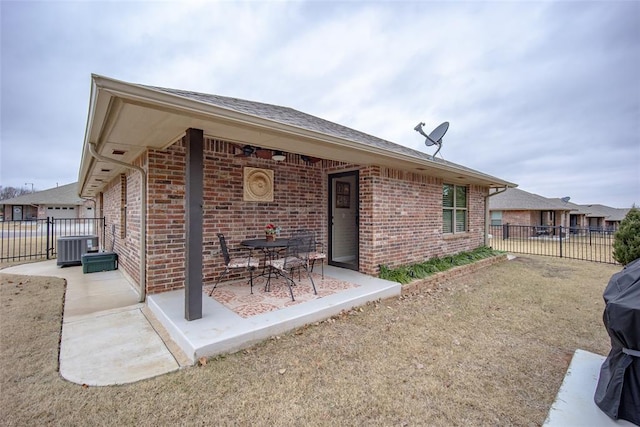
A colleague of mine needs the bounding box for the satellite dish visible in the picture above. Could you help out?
[561,196,571,203]
[414,121,449,158]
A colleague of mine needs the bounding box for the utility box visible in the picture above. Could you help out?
[81,252,118,274]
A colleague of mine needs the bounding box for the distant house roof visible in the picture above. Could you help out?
[489,188,570,211]
[579,204,630,221]
[490,189,631,220]
[548,198,591,215]
[0,183,83,206]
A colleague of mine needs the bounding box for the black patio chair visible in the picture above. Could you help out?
[265,234,317,301]
[292,229,327,278]
[208,233,260,296]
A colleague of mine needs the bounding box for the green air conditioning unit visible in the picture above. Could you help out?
[81,252,118,274]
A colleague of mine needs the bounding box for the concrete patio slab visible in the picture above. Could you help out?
[1,260,400,384]
[147,265,401,364]
[544,349,636,427]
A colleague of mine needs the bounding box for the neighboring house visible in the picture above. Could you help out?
[579,204,630,232]
[549,197,590,230]
[488,188,573,237]
[489,188,631,236]
[78,74,515,318]
[0,182,94,221]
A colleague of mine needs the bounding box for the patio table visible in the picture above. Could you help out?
[241,238,289,289]
[241,238,288,251]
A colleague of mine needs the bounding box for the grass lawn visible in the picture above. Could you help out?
[0,255,620,426]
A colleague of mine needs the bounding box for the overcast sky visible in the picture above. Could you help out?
[1,1,638,207]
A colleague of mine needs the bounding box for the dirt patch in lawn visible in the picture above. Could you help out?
[0,255,619,426]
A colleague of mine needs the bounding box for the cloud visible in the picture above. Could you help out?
[1,1,638,207]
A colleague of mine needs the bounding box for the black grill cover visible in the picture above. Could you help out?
[594,257,640,424]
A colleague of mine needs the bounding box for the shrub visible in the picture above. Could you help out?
[613,206,640,265]
[379,246,503,284]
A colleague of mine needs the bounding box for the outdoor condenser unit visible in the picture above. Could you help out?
[57,235,98,267]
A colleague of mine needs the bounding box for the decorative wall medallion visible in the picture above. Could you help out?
[244,167,274,202]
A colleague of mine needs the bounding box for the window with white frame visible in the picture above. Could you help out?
[443,184,467,233]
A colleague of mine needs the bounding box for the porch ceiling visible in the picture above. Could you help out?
[79,75,516,198]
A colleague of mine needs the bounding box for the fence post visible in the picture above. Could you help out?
[50,217,55,258]
[46,217,51,260]
[559,225,563,258]
[503,223,509,240]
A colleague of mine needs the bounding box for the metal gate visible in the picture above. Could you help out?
[0,217,106,263]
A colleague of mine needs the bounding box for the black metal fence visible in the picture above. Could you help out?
[489,224,618,264]
[0,217,106,263]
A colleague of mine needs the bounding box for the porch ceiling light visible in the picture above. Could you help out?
[272,150,286,162]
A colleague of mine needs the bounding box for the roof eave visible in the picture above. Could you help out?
[78,75,516,196]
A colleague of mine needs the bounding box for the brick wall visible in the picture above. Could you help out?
[358,166,487,275]
[101,136,491,295]
[496,210,570,228]
[145,138,327,294]
[502,210,536,226]
[101,167,143,288]
[146,142,187,294]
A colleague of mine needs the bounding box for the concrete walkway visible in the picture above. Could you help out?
[1,260,180,386]
[1,260,401,385]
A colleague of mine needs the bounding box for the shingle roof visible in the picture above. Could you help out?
[579,204,630,221]
[144,85,497,178]
[490,189,631,219]
[548,198,591,214]
[489,188,570,211]
[0,182,82,205]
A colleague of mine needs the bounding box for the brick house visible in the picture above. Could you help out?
[548,197,590,230]
[1,182,94,221]
[488,188,573,238]
[489,188,629,237]
[78,75,515,318]
[580,204,630,232]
